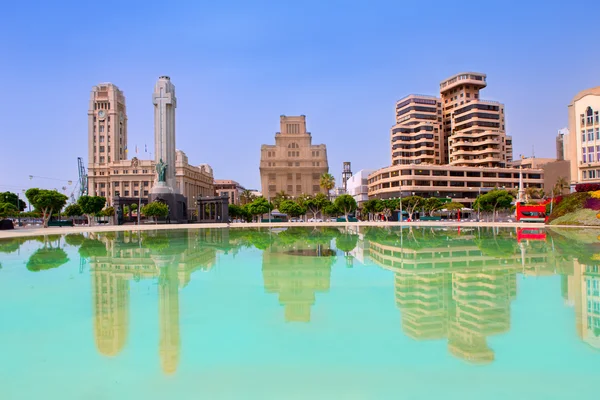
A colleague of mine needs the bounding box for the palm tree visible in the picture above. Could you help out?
[320,173,335,199]
[525,187,543,200]
[240,189,255,206]
[553,176,569,196]
[272,190,290,209]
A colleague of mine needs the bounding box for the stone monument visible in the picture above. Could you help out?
[148,76,187,222]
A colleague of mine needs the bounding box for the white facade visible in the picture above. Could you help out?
[568,87,600,185]
[346,169,375,205]
[152,76,178,193]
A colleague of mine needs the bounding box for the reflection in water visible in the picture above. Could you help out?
[263,229,335,322]
[86,230,222,374]
[367,227,535,364]
[6,226,600,374]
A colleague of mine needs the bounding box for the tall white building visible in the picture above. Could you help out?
[152,76,178,193]
[346,169,375,206]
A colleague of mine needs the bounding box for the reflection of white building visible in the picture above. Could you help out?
[568,260,600,349]
[346,169,375,206]
[347,227,368,264]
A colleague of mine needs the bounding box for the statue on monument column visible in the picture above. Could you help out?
[156,158,168,182]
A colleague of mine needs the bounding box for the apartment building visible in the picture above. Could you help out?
[391,95,443,165]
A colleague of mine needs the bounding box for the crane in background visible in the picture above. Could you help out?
[78,157,88,197]
[69,157,88,203]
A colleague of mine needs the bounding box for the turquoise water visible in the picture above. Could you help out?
[0,226,599,399]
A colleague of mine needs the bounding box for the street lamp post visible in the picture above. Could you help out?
[477,187,481,222]
[268,194,272,223]
[16,192,21,227]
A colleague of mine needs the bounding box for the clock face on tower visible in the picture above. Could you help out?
[98,110,106,120]
[119,111,124,122]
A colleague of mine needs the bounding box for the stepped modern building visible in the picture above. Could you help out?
[391,95,443,166]
[259,115,329,198]
[441,72,512,167]
[86,82,214,207]
[372,72,541,205]
[391,72,512,168]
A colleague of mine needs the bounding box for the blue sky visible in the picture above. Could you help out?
[1,0,599,197]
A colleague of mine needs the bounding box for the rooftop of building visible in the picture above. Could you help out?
[569,86,600,104]
[440,72,487,92]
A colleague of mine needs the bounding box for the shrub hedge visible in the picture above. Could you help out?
[575,183,600,192]
[548,192,590,222]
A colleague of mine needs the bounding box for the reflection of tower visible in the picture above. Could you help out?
[342,162,352,192]
[447,267,514,364]
[367,230,537,364]
[155,257,181,375]
[262,243,332,322]
[395,271,452,340]
[91,268,129,356]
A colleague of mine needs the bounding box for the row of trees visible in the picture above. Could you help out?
[229,193,359,222]
[0,187,174,227]
[238,173,337,207]
[361,197,464,221]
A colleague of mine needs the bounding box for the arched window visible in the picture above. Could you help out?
[587,107,594,125]
[288,143,299,149]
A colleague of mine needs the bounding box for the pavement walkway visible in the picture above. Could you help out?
[0,220,592,239]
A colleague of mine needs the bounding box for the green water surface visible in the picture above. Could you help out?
[0,226,599,399]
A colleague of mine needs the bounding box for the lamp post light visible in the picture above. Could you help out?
[477,187,482,222]
[268,194,272,223]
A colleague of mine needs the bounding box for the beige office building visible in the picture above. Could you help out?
[214,179,245,205]
[567,86,600,185]
[259,115,329,198]
[368,164,543,206]
[87,83,214,205]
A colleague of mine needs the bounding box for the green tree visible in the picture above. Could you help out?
[362,199,382,221]
[25,188,68,228]
[141,201,169,224]
[0,192,26,211]
[445,202,464,212]
[247,197,273,222]
[402,196,423,220]
[304,193,329,220]
[0,203,17,218]
[474,190,513,222]
[64,204,83,218]
[525,187,543,200]
[423,198,444,216]
[272,190,290,209]
[323,203,340,218]
[553,176,569,196]
[101,206,115,217]
[240,189,256,205]
[320,173,335,199]
[77,195,106,226]
[334,194,357,222]
[279,199,306,219]
[229,204,243,220]
[381,199,397,221]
